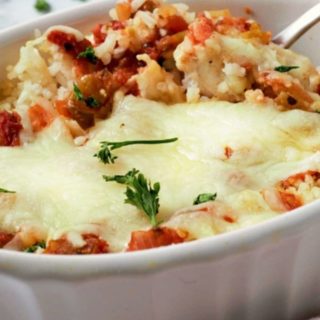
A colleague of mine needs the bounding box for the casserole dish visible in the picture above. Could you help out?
[0,0,320,319]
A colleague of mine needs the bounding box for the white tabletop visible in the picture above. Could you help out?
[0,0,96,29]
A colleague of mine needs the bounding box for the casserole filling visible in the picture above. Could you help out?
[0,0,319,254]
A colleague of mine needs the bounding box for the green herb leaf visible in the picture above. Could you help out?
[73,83,84,101]
[25,241,46,253]
[77,47,98,64]
[73,83,101,108]
[193,193,217,205]
[34,0,51,12]
[0,188,15,194]
[103,169,160,227]
[274,65,299,73]
[85,96,100,108]
[95,138,178,164]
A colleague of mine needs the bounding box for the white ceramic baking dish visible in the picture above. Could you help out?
[0,1,319,319]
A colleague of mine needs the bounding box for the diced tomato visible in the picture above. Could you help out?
[197,206,210,212]
[45,233,108,255]
[274,170,320,211]
[163,15,188,35]
[109,51,139,72]
[108,54,140,92]
[280,170,320,190]
[156,31,185,54]
[44,238,75,254]
[126,81,140,96]
[142,44,160,60]
[188,15,214,44]
[215,16,250,33]
[263,171,320,212]
[223,215,236,223]
[127,227,185,251]
[116,2,132,21]
[278,191,302,211]
[0,110,23,146]
[28,104,53,133]
[112,67,136,87]
[92,24,107,45]
[48,30,103,76]
[55,100,71,118]
[224,146,233,159]
[78,234,109,254]
[257,72,313,110]
[243,22,271,42]
[0,231,14,248]
[110,20,126,31]
[140,0,158,12]
[47,30,91,58]
[92,21,125,45]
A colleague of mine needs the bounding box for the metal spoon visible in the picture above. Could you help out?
[272,2,320,48]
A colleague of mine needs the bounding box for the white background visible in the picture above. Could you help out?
[0,0,96,29]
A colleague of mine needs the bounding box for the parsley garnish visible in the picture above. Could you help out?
[34,0,51,13]
[77,47,98,64]
[0,188,15,194]
[34,0,88,12]
[34,0,89,12]
[25,241,46,253]
[85,96,100,108]
[103,169,160,227]
[193,193,217,205]
[95,138,178,164]
[73,83,84,100]
[274,65,299,73]
[73,84,101,108]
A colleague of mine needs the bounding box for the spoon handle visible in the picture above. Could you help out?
[272,2,320,48]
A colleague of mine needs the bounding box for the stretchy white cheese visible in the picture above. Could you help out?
[0,96,319,251]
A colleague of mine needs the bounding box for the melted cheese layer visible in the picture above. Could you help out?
[1,96,320,251]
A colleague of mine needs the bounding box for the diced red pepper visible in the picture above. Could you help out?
[28,104,53,133]
[275,170,320,211]
[224,146,233,159]
[223,215,236,223]
[45,233,109,255]
[55,100,71,118]
[188,15,214,44]
[112,67,136,87]
[78,234,109,254]
[127,227,185,251]
[278,191,302,211]
[92,24,107,45]
[164,15,188,35]
[280,170,320,190]
[0,110,23,146]
[47,30,92,58]
[0,231,14,248]
[44,238,75,255]
[109,20,125,31]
